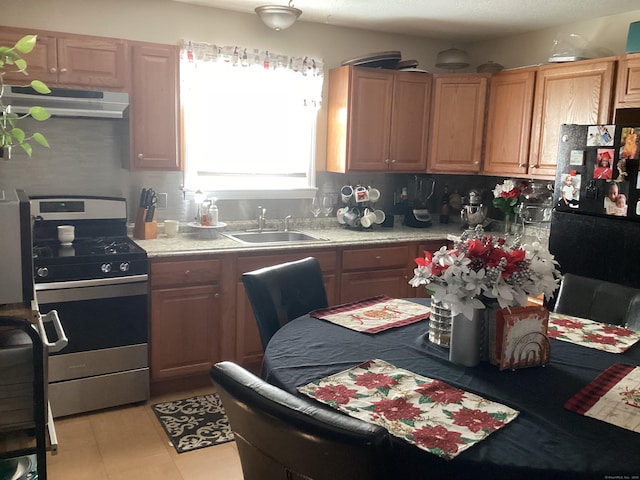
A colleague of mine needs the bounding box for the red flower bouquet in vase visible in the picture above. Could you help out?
[492,179,525,235]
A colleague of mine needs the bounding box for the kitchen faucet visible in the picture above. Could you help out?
[283,215,292,231]
[257,206,266,231]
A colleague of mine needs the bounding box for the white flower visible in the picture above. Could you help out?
[409,265,432,287]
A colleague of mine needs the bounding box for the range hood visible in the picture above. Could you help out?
[3,86,129,119]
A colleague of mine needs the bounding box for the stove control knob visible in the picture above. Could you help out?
[37,267,49,278]
[119,262,130,272]
[101,263,112,273]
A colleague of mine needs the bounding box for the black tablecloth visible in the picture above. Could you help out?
[262,299,640,480]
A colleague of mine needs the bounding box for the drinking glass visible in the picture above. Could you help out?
[321,195,334,217]
[310,196,321,217]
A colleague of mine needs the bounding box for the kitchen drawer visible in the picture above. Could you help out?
[342,245,411,271]
[151,258,221,288]
[236,250,337,274]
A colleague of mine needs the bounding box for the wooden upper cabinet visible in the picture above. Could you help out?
[615,53,640,108]
[0,26,127,90]
[129,43,180,171]
[427,73,489,174]
[483,68,536,176]
[326,66,431,172]
[528,58,616,179]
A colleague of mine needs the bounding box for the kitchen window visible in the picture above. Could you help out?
[180,42,324,199]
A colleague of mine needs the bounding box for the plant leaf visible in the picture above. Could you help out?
[31,80,50,94]
[15,35,37,55]
[14,58,27,73]
[29,106,51,121]
[11,127,26,143]
[19,142,33,157]
[32,132,49,147]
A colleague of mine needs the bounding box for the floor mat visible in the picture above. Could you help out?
[151,393,234,453]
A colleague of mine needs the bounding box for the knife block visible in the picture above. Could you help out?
[133,208,157,239]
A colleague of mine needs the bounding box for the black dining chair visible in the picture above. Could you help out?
[241,256,328,350]
[210,361,392,480]
[552,273,640,330]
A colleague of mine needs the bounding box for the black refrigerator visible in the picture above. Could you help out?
[548,124,640,288]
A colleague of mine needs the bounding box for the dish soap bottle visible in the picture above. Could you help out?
[209,198,219,226]
[439,184,450,224]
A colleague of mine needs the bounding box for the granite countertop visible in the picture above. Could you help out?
[133,216,465,258]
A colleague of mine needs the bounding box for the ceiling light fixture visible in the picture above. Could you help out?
[255,1,302,31]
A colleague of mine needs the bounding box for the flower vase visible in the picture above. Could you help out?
[449,309,484,367]
[428,299,452,347]
[503,212,513,235]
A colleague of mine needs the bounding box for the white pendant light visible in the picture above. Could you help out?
[255,1,302,31]
[435,48,470,70]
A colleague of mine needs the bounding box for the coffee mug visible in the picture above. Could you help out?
[360,209,377,228]
[57,225,75,245]
[354,186,369,203]
[343,208,361,227]
[368,188,381,203]
[340,185,354,203]
[336,207,349,224]
[164,220,179,237]
[373,209,386,224]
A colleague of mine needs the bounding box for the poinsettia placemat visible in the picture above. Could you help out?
[548,313,640,353]
[310,296,430,334]
[298,359,519,460]
[565,363,640,433]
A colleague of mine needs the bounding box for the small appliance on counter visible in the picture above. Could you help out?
[460,189,489,232]
[403,176,435,228]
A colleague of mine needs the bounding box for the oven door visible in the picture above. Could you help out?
[35,275,149,417]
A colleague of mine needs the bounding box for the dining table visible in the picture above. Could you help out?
[261,298,640,480]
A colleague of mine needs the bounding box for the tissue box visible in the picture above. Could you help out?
[626,21,640,53]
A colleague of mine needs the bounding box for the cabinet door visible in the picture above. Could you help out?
[56,37,128,89]
[428,74,488,173]
[389,72,431,171]
[529,59,615,179]
[615,53,640,108]
[0,29,58,85]
[341,269,411,303]
[483,69,536,176]
[150,284,220,380]
[347,68,394,171]
[130,43,180,170]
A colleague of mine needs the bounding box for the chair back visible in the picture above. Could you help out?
[241,256,328,350]
[210,361,392,480]
[553,273,640,329]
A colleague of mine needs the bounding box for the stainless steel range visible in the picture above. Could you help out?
[31,196,149,418]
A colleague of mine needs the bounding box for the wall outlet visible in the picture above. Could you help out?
[157,192,168,209]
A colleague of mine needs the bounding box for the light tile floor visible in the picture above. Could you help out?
[47,386,244,480]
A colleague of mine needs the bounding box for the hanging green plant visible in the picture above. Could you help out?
[1,34,51,158]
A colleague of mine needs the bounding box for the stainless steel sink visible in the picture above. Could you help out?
[223,230,328,245]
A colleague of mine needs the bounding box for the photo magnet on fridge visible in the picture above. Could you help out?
[570,150,585,166]
[587,125,614,146]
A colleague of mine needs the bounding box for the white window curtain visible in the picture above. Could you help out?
[180,41,324,198]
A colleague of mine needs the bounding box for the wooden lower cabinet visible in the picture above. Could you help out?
[149,257,222,381]
[340,244,414,303]
[148,239,453,380]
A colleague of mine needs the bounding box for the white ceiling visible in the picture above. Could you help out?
[173,0,640,42]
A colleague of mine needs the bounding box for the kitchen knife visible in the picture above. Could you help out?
[145,205,156,222]
[139,188,148,208]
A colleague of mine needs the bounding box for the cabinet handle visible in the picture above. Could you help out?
[390,159,396,164]
[531,165,538,169]
[49,67,57,73]
[519,163,526,168]
[184,270,190,276]
[214,293,220,298]
[473,161,479,165]
[375,255,381,260]
[384,159,389,164]
[59,67,67,73]
[138,154,144,159]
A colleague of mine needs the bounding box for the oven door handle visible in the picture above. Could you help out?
[37,309,69,353]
